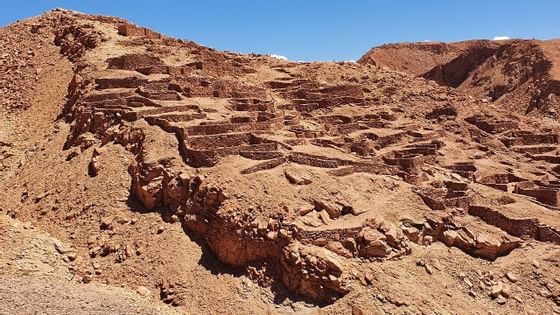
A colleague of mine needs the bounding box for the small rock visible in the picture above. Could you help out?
[81,274,93,283]
[266,231,277,240]
[364,271,375,284]
[100,216,114,230]
[54,241,74,255]
[66,252,78,262]
[532,260,540,268]
[352,305,365,315]
[425,264,434,275]
[490,283,503,298]
[431,259,443,271]
[401,226,420,242]
[284,169,312,185]
[496,295,507,305]
[422,235,433,246]
[115,216,130,224]
[157,226,164,234]
[298,206,315,216]
[501,285,512,298]
[505,272,518,283]
[170,215,179,223]
[137,286,151,297]
[278,228,289,239]
[313,238,328,246]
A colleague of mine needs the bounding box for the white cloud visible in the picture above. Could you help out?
[492,36,511,41]
[421,40,433,43]
[270,54,288,61]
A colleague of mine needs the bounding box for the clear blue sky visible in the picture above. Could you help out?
[1,1,558,61]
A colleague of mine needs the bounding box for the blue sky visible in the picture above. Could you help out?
[1,1,558,61]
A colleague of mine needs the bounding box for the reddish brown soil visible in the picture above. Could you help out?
[1,9,560,315]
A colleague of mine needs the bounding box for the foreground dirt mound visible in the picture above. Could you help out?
[0,215,181,315]
[1,9,560,314]
[360,39,560,119]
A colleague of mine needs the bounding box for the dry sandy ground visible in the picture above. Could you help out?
[0,215,182,315]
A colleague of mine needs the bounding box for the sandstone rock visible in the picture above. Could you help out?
[313,199,341,219]
[425,264,434,274]
[359,239,391,258]
[298,205,315,216]
[352,305,366,315]
[402,226,420,242]
[100,216,114,230]
[82,274,94,283]
[318,210,332,225]
[266,231,277,240]
[364,271,375,284]
[66,251,78,261]
[88,157,99,177]
[501,285,512,298]
[326,241,353,258]
[280,242,348,302]
[284,169,312,185]
[490,284,503,298]
[506,272,518,283]
[313,238,328,246]
[422,235,433,246]
[278,228,289,239]
[431,259,443,271]
[54,240,75,255]
[136,286,151,297]
[489,282,511,300]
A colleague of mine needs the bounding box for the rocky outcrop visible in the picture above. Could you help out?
[281,242,349,302]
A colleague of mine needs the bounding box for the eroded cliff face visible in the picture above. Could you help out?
[2,9,560,314]
[360,39,560,118]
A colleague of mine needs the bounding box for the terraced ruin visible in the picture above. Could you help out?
[1,9,560,315]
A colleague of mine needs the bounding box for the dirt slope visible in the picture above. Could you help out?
[1,9,560,315]
[0,215,182,315]
[360,39,560,118]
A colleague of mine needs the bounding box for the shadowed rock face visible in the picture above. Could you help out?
[2,9,560,314]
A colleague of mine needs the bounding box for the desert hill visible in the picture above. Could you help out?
[1,9,560,314]
[360,39,560,118]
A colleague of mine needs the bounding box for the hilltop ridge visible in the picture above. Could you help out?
[360,39,560,118]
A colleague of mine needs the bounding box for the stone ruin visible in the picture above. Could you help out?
[44,15,560,306]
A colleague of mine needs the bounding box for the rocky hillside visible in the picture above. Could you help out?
[360,39,560,118]
[1,9,560,314]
